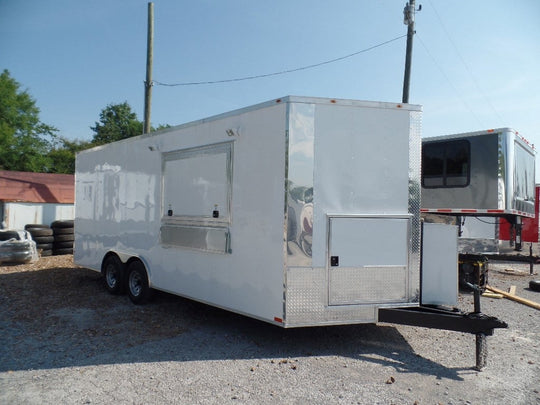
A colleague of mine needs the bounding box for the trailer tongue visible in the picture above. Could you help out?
[379,295,508,370]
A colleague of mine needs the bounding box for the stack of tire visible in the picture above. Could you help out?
[51,220,74,255]
[25,224,54,257]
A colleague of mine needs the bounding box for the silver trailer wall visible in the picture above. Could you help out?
[75,96,422,327]
[459,217,499,254]
[421,129,535,217]
[284,99,422,326]
[421,223,458,306]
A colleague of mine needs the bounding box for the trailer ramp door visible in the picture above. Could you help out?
[328,216,409,306]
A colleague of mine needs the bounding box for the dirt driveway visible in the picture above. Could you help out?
[1,256,539,404]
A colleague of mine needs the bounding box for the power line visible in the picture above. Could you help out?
[416,33,484,128]
[153,34,407,87]
[427,0,505,125]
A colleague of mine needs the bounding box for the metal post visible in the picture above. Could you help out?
[515,216,522,251]
[530,243,534,275]
[474,295,488,370]
[402,0,416,104]
[475,333,487,371]
[470,282,487,370]
[457,215,463,237]
[472,284,481,314]
[143,2,154,134]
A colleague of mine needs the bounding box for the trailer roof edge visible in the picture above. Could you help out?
[77,96,422,156]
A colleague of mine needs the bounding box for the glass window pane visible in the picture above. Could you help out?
[445,141,469,186]
[422,140,470,188]
[422,143,445,187]
[163,142,232,219]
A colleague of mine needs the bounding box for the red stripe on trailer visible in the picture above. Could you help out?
[423,207,535,218]
[420,208,535,218]
[274,317,283,324]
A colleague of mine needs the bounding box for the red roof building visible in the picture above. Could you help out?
[0,170,74,204]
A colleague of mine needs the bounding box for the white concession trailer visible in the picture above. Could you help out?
[75,96,424,327]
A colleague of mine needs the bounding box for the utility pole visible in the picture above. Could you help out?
[402,0,418,104]
[143,2,154,134]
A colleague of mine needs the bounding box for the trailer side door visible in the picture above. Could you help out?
[328,216,410,305]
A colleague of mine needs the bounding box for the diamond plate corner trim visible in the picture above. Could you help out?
[329,266,407,305]
[285,267,377,326]
[408,110,422,302]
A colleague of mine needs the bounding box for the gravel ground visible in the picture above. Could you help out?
[0,255,539,404]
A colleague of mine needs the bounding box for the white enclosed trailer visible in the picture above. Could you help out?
[75,96,424,327]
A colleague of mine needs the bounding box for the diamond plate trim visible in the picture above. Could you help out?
[285,267,378,326]
[408,110,422,302]
[329,266,407,305]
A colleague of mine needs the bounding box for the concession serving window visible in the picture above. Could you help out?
[160,141,233,253]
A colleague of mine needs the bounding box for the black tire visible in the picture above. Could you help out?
[50,220,74,228]
[53,248,73,255]
[40,249,53,257]
[52,227,74,235]
[127,260,153,305]
[0,231,20,241]
[33,236,55,244]
[53,234,75,242]
[102,255,125,295]
[27,228,54,237]
[53,241,73,249]
[530,280,540,292]
[25,224,50,230]
[36,243,53,251]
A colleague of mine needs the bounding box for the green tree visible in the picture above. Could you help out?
[90,102,143,145]
[47,137,93,174]
[0,69,58,172]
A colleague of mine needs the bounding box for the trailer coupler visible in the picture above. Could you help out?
[378,304,507,370]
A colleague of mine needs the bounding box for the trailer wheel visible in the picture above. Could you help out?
[127,260,153,305]
[103,255,125,295]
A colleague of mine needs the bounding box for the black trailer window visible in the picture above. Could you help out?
[422,140,470,188]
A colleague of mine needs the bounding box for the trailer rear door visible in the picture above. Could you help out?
[328,216,410,305]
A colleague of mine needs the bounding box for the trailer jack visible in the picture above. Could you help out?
[378,285,507,370]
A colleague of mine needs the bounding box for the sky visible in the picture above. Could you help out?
[1,0,540,173]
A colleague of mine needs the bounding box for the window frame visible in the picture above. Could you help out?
[422,139,471,189]
[161,141,234,226]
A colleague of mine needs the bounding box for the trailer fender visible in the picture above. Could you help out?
[110,250,136,265]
